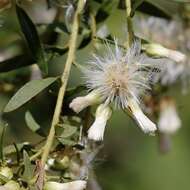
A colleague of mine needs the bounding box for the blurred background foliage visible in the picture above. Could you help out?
[0,0,190,190]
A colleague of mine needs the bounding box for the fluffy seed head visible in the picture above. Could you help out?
[84,40,161,109]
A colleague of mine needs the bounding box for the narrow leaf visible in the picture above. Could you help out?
[23,150,34,181]
[58,124,78,138]
[25,111,40,132]
[0,126,6,161]
[4,77,57,112]
[16,4,47,74]
[145,0,180,17]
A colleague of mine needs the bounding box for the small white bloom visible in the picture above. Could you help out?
[44,180,87,190]
[45,158,55,171]
[70,40,161,137]
[158,98,181,134]
[128,98,157,134]
[88,104,112,141]
[84,40,161,109]
[143,43,186,63]
[69,90,101,113]
[30,64,42,80]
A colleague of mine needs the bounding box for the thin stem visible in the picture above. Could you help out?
[125,0,133,48]
[41,0,85,166]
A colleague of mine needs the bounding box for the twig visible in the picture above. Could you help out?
[41,0,85,166]
[125,0,133,48]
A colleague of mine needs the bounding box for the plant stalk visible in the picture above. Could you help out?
[125,0,133,48]
[41,0,85,166]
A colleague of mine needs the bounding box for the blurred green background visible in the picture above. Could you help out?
[1,2,190,190]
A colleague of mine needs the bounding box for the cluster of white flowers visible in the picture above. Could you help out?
[135,15,190,87]
[70,40,163,141]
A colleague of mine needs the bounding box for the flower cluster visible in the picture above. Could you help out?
[70,41,162,141]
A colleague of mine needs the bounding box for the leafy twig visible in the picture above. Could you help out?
[41,0,85,166]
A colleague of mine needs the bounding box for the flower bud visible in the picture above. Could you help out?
[46,156,70,171]
[158,97,181,134]
[144,43,186,62]
[128,98,157,135]
[0,167,13,184]
[30,64,42,81]
[44,180,87,190]
[3,180,20,190]
[88,104,112,141]
[69,91,101,113]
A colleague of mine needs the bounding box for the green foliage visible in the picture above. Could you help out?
[4,77,57,112]
[0,126,6,162]
[25,111,41,133]
[0,0,190,190]
[16,4,47,75]
[23,150,34,182]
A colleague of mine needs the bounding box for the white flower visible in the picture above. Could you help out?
[158,98,181,134]
[88,104,112,141]
[44,180,87,190]
[143,43,186,63]
[69,90,101,113]
[70,40,161,137]
[83,40,161,109]
[128,98,157,134]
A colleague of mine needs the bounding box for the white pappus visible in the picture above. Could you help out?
[70,40,163,140]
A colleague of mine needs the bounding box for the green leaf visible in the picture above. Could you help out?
[145,0,180,17]
[16,4,47,74]
[172,0,190,2]
[4,77,57,112]
[132,0,145,11]
[23,150,34,182]
[58,138,76,146]
[95,0,119,23]
[25,111,40,133]
[0,54,34,73]
[58,124,78,138]
[4,142,32,156]
[0,126,6,161]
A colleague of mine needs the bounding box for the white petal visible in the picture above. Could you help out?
[167,50,186,62]
[88,104,112,141]
[44,180,87,190]
[88,117,107,141]
[158,107,181,134]
[69,91,101,113]
[128,98,157,134]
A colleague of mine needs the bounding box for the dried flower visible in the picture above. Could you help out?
[83,41,160,109]
[158,97,181,134]
[70,40,161,139]
[44,180,87,190]
[88,104,112,141]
